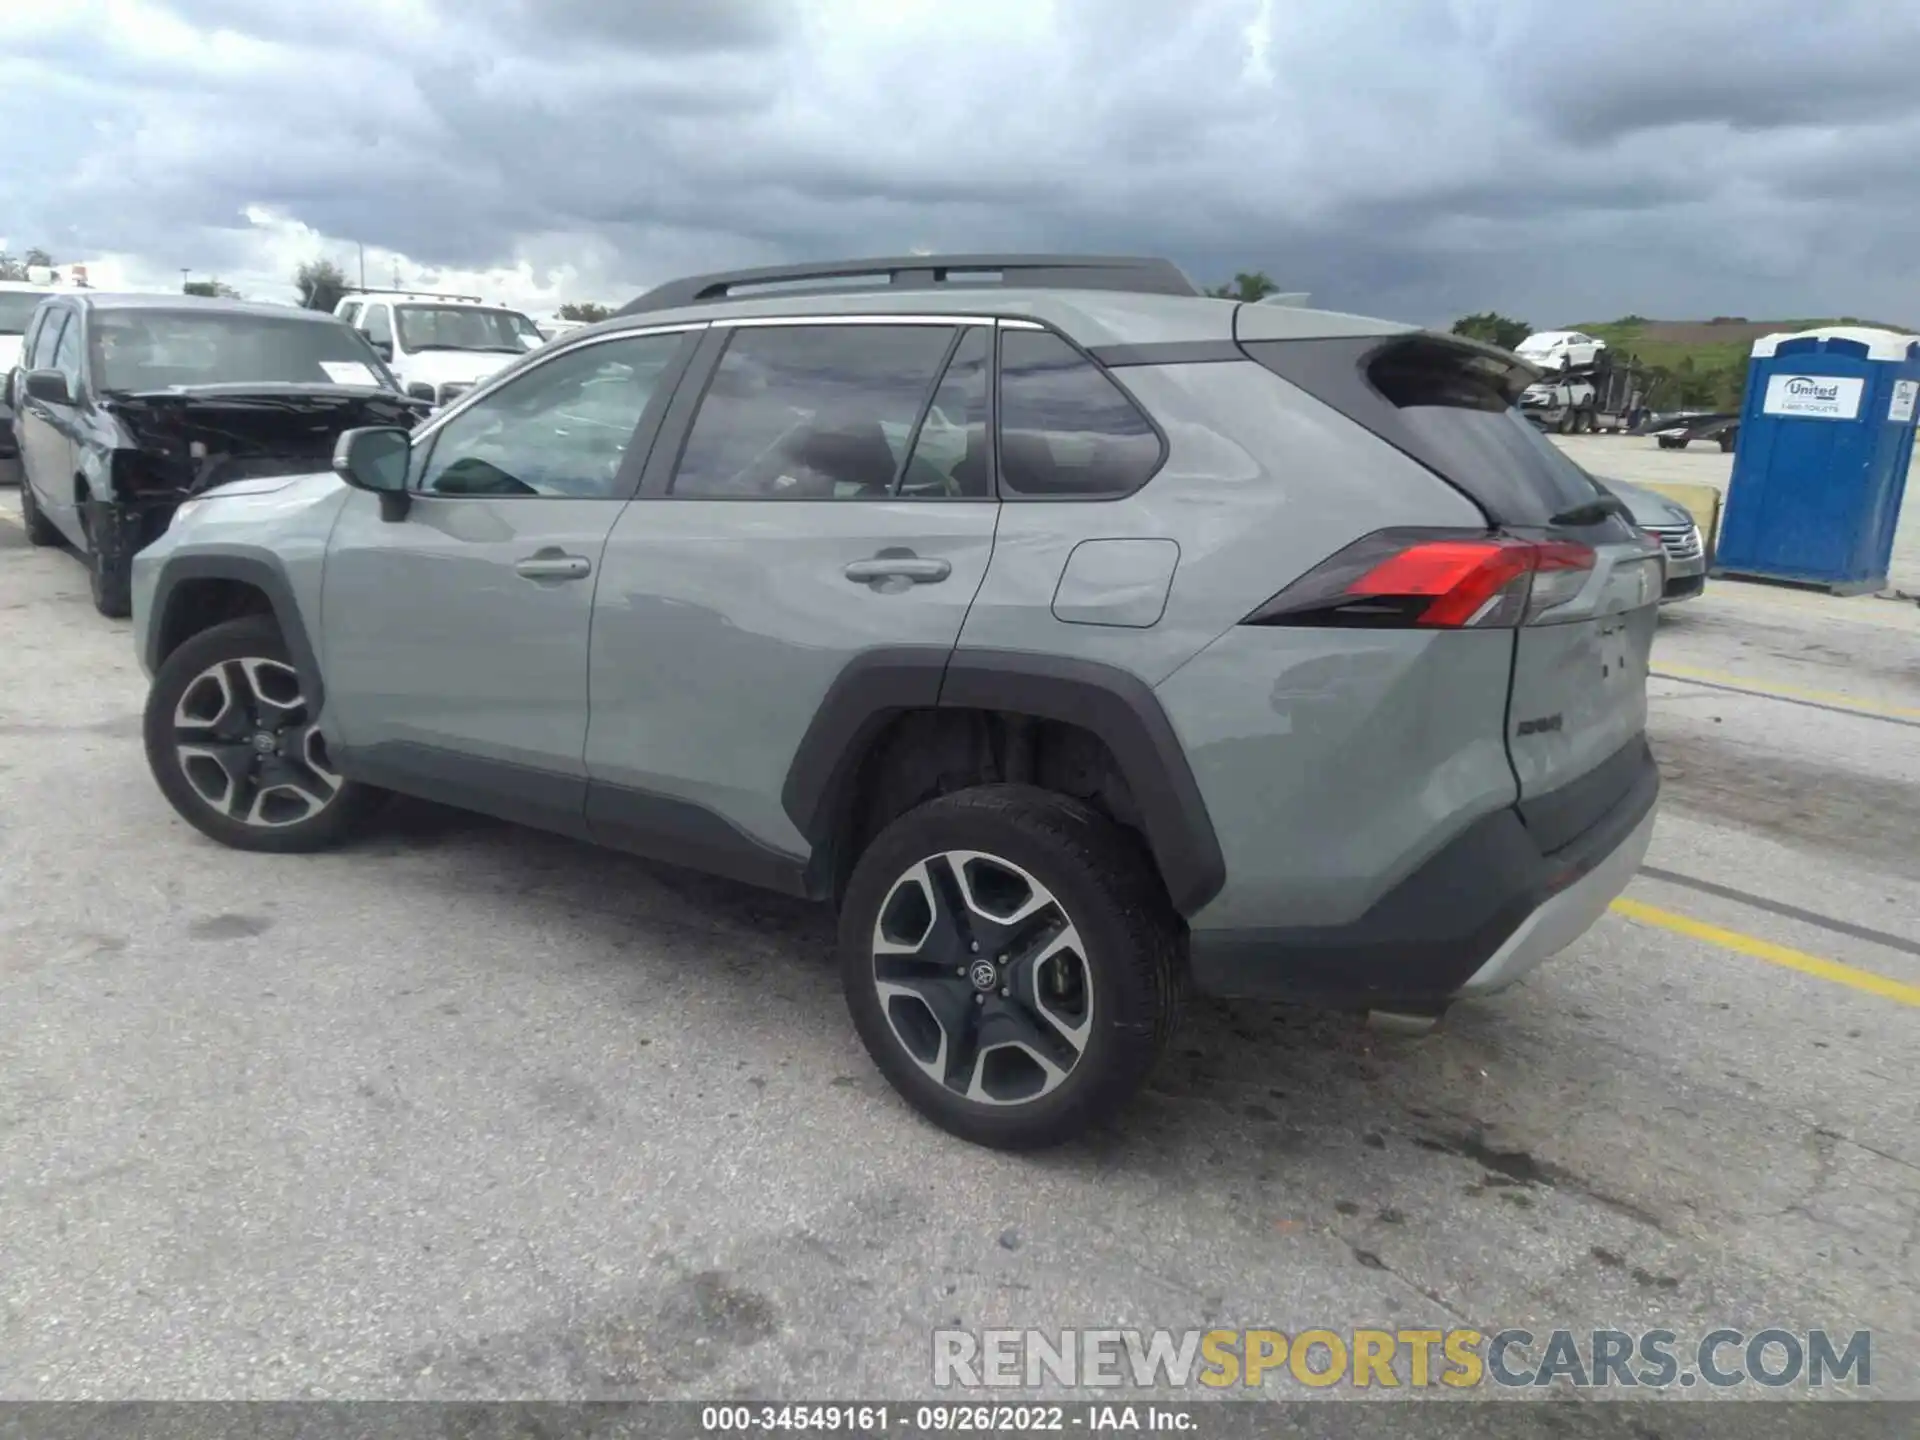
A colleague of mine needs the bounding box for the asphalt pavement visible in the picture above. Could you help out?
[1,488,1915,1406]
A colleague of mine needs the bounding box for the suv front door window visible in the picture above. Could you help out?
[319,330,696,828]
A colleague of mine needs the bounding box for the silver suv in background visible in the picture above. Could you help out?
[1596,476,1708,602]
[131,254,1663,1149]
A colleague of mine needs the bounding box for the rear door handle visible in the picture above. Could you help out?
[514,551,592,581]
[843,556,951,585]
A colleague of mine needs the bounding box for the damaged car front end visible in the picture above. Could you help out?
[80,387,429,613]
[13,295,429,615]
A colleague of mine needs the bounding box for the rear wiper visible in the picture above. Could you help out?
[1550,494,1631,527]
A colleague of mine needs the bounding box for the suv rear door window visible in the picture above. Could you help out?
[996,329,1162,498]
[670,323,956,499]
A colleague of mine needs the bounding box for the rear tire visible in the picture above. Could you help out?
[18,474,59,546]
[1658,436,1687,450]
[143,615,382,853]
[839,784,1183,1150]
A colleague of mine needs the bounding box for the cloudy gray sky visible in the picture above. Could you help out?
[3,0,1917,326]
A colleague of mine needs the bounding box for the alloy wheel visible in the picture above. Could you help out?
[171,656,341,827]
[871,850,1094,1106]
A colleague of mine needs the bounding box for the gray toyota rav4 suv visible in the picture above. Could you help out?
[131,255,1662,1149]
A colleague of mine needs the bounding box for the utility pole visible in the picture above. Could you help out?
[180,268,190,293]
[358,242,365,290]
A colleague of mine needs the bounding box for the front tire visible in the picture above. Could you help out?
[79,503,133,618]
[143,615,381,853]
[18,474,59,546]
[839,785,1183,1150]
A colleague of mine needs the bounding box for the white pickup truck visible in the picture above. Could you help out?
[333,289,544,408]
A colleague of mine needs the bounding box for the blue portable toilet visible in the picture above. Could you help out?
[1713,326,1920,594]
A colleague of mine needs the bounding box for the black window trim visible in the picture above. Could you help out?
[51,303,87,389]
[889,324,968,497]
[30,303,72,374]
[405,325,704,504]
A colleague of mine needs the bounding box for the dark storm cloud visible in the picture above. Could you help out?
[1497,2,1920,140]
[4,0,1920,324]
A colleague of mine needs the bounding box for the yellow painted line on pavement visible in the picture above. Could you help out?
[1653,660,1920,722]
[1612,897,1920,1008]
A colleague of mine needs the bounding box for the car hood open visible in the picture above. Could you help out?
[102,384,426,496]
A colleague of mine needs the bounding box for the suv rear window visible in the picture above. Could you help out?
[1244,334,1607,527]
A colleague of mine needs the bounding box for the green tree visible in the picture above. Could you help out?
[1450,312,1532,351]
[0,247,54,281]
[294,258,349,312]
[557,301,612,323]
[1206,271,1281,302]
[184,279,242,298]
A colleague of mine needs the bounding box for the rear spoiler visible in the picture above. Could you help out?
[1365,332,1547,408]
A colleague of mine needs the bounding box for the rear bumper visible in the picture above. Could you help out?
[1187,737,1659,1009]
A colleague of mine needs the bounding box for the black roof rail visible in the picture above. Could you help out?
[616,253,1201,316]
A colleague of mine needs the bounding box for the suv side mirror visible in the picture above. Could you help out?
[369,338,394,361]
[332,426,413,521]
[24,369,73,406]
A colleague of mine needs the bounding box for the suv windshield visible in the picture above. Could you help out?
[0,292,45,335]
[396,306,537,354]
[90,310,397,393]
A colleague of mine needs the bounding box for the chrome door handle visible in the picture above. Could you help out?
[514,552,592,581]
[843,556,951,584]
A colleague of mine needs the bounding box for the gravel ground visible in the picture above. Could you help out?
[1,490,1915,1410]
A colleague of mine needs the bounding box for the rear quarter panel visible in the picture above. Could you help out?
[956,358,1489,682]
[1156,626,1519,931]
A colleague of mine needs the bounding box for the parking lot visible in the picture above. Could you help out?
[1,465,1916,1401]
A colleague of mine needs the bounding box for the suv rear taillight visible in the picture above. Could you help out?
[1244,528,1596,629]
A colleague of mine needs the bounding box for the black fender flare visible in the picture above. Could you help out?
[146,548,326,712]
[782,647,1225,916]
